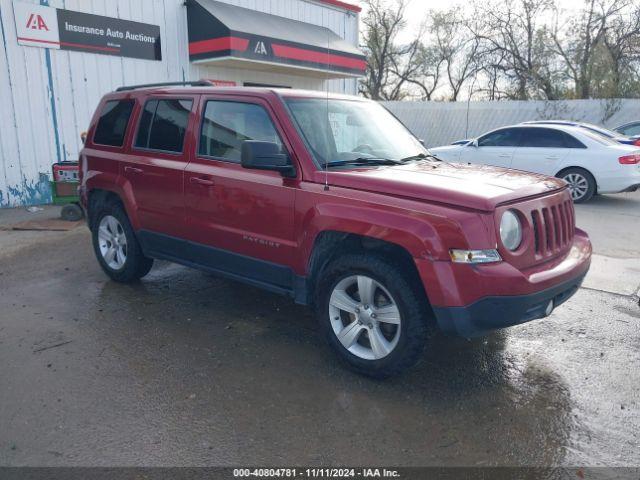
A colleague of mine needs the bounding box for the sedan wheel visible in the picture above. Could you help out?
[328,275,401,360]
[563,172,589,201]
[97,215,128,270]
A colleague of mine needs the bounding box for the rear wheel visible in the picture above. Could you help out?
[91,202,153,282]
[558,168,596,203]
[316,254,431,378]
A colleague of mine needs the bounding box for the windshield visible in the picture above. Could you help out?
[285,98,426,167]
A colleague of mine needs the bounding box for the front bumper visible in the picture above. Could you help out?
[432,272,585,337]
[415,229,591,338]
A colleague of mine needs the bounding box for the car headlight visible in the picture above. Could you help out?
[500,210,522,251]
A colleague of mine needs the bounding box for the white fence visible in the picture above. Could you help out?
[383,99,640,149]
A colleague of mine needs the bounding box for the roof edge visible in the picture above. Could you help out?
[315,0,361,13]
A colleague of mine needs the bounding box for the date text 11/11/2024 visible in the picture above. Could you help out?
[232,468,401,478]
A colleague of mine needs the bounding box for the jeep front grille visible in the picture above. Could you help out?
[530,200,575,258]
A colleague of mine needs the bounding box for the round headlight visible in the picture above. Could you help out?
[500,210,522,251]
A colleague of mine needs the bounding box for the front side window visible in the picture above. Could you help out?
[199,101,282,162]
[93,100,134,147]
[135,99,193,153]
[477,129,521,147]
[285,98,425,167]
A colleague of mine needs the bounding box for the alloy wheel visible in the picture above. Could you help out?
[563,172,589,201]
[328,275,402,360]
[98,215,128,270]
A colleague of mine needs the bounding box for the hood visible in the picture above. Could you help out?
[323,161,566,211]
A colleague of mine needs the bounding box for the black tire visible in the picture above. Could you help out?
[315,253,432,378]
[90,201,153,283]
[558,167,596,203]
[60,203,84,222]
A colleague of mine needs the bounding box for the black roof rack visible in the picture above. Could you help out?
[115,80,214,92]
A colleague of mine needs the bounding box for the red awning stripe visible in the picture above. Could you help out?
[188,36,250,55]
[271,44,366,71]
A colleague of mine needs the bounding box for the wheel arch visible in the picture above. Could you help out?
[304,230,432,311]
[555,166,598,193]
[87,188,139,230]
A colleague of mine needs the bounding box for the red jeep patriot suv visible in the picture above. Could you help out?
[80,82,591,377]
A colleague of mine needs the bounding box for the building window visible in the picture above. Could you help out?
[199,101,282,163]
[93,100,135,147]
[135,99,193,153]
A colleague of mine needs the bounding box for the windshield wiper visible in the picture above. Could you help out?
[400,152,460,168]
[400,153,440,162]
[325,157,404,168]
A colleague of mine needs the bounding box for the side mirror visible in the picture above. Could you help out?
[241,141,296,178]
[418,139,426,146]
[80,131,88,144]
[470,139,478,147]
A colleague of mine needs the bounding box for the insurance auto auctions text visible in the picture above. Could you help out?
[64,22,156,43]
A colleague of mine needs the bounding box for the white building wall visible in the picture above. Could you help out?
[0,0,360,206]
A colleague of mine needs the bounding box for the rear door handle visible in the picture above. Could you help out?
[124,166,143,174]
[498,154,511,158]
[545,156,560,160]
[190,176,215,186]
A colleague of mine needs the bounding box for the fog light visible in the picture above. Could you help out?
[544,300,554,317]
[449,249,501,264]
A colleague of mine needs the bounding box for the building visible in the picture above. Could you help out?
[0,0,364,207]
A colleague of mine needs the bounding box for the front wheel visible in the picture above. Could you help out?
[316,254,431,378]
[559,168,596,203]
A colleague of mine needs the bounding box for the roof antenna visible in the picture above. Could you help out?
[324,26,330,191]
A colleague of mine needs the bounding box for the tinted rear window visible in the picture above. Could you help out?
[93,100,134,147]
[519,128,567,148]
[563,132,586,148]
[135,99,193,153]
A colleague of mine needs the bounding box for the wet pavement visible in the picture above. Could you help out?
[0,194,639,467]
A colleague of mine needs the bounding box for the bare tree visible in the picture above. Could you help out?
[359,0,640,101]
[550,0,636,98]
[431,9,483,101]
[401,43,444,100]
[469,0,562,100]
[602,1,640,96]
[475,49,511,100]
[360,0,414,100]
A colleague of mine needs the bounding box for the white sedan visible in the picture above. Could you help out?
[430,123,640,202]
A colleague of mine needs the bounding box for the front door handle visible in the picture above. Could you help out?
[545,156,560,160]
[190,176,215,186]
[124,166,143,174]
[498,154,511,158]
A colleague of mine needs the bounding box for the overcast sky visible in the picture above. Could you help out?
[357,0,591,42]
